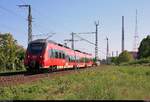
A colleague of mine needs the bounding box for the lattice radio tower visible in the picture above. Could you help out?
[133,9,139,52]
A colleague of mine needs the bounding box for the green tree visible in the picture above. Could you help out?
[0,33,25,71]
[138,35,150,59]
[118,50,134,64]
[15,45,26,70]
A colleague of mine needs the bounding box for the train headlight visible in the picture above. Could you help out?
[27,55,30,58]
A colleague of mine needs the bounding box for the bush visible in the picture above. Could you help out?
[118,51,134,64]
[128,58,150,65]
[110,57,119,65]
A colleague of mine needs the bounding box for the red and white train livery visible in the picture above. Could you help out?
[24,39,94,71]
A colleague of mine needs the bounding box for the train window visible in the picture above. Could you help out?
[71,57,73,62]
[55,51,58,58]
[72,56,73,62]
[50,49,55,58]
[72,56,74,62]
[59,52,62,58]
[65,55,69,61]
[70,56,72,62]
[71,56,75,62]
[76,57,80,62]
[69,56,71,62]
[62,53,65,59]
[48,49,51,58]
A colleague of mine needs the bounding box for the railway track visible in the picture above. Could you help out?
[0,66,99,87]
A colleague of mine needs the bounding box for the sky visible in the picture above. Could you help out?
[0,0,150,59]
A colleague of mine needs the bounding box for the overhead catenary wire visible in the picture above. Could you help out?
[20,0,54,39]
[74,34,96,46]
[0,4,26,31]
[32,23,45,34]
[1,1,105,59]
[0,5,26,20]
[74,33,106,58]
[20,0,27,4]
[0,4,43,35]
[66,31,105,59]
[0,5,24,31]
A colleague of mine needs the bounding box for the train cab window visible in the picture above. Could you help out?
[27,42,45,55]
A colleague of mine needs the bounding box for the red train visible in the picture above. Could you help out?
[24,39,94,72]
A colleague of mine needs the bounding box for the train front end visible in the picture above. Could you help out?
[24,40,46,71]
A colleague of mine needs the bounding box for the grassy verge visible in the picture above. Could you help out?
[0,65,150,100]
[0,69,26,74]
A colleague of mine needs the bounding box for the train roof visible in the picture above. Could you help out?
[30,39,92,56]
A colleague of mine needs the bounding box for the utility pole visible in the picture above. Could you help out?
[95,21,99,61]
[106,37,109,64]
[18,5,32,44]
[112,51,114,57]
[65,32,95,50]
[71,32,75,50]
[133,9,139,52]
[122,16,125,52]
[64,32,78,50]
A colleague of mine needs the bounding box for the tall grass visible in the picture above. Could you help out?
[0,65,150,100]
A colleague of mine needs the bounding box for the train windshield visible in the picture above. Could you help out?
[27,43,45,55]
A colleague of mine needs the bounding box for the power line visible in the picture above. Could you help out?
[45,33,56,40]
[98,49,106,56]
[0,3,47,43]
[0,5,17,16]
[23,0,43,17]
[21,0,56,42]
[20,0,27,4]
[32,33,55,37]
[0,5,26,20]
[73,31,96,35]
[32,32,56,40]
[64,32,106,59]
[75,34,95,45]
[32,23,45,34]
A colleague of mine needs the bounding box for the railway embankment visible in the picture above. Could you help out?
[0,65,150,100]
